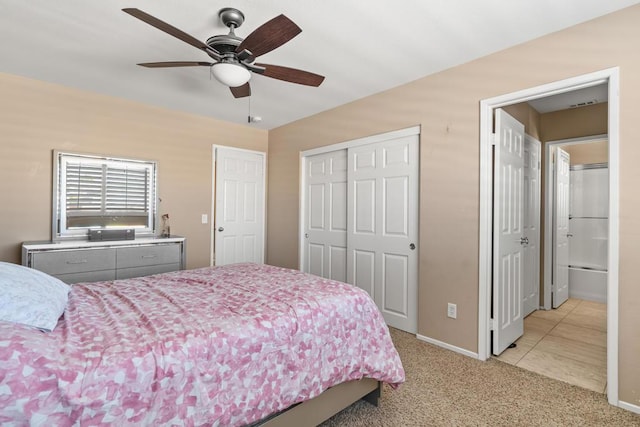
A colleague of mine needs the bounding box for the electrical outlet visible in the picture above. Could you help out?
[447,303,457,319]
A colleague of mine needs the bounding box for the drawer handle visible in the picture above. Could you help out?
[66,259,88,265]
[141,255,157,259]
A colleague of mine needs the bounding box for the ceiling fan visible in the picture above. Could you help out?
[122,7,325,98]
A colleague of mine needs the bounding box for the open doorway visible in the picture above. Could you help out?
[478,68,620,406]
[497,133,609,393]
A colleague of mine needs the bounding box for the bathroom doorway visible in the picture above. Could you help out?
[497,136,609,393]
[478,68,620,405]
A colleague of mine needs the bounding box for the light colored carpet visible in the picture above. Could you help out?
[322,328,640,426]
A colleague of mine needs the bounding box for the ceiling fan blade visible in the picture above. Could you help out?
[255,63,325,87]
[123,8,209,52]
[237,15,301,58]
[230,83,251,98]
[138,61,214,68]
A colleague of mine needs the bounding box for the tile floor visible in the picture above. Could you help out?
[495,298,607,393]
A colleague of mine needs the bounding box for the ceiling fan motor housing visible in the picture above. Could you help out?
[206,34,241,55]
[206,8,245,58]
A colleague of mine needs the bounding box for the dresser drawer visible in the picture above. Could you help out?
[116,263,181,280]
[116,244,181,269]
[55,269,117,285]
[31,248,116,275]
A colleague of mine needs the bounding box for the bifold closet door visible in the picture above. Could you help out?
[302,150,348,282]
[346,134,419,333]
[492,108,525,355]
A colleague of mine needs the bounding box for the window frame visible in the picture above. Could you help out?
[52,150,158,241]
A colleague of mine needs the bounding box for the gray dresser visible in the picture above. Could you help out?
[22,237,186,284]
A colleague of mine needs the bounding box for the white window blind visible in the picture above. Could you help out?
[65,162,150,216]
[65,162,104,213]
[105,165,150,214]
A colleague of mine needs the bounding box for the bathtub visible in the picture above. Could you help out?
[568,266,607,303]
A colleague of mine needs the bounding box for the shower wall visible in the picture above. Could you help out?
[569,164,608,302]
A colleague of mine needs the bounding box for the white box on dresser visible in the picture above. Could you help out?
[22,237,186,284]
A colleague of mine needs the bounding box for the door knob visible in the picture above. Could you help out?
[218,227,224,232]
[305,233,309,238]
[409,243,416,250]
[519,237,529,245]
[566,233,573,238]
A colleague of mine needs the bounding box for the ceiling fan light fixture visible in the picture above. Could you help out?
[211,62,251,87]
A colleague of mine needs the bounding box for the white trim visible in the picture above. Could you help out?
[416,334,480,359]
[618,401,640,415]
[298,151,307,270]
[298,125,421,271]
[211,145,267,267]
[478,67,619,407]
[210,148,216,266]
[542,134,608,310]
[478,99,493,361]
[606,69,620,406]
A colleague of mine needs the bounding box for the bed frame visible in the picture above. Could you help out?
[257,378,381,426]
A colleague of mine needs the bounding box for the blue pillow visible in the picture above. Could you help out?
[0,261,71,332]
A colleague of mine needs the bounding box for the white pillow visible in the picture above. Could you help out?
[0,261,71,332]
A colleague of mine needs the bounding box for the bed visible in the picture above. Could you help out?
[0,261,404,426]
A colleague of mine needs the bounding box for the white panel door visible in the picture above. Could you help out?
[347,134,419,333]
[523,136,541,317]
[302,150,348,282]
[492,109,525,356]
[553,147,570,308]
[214,147,265,266]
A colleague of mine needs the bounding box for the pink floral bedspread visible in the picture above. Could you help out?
[0,263,404,426]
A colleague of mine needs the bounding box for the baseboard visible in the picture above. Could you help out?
[416,334,479,359]
[618,400,640,415]
[568,290,607,304]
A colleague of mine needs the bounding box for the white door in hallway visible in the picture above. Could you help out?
[553,147,570,308]
[523,136,541,317]
[346,134,419,333]
[492,109,525,355]
[302,149,348,282]
[213,146,265,266]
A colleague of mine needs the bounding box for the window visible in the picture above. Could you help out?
[53,151,157,240]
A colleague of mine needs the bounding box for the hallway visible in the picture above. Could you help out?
[495,298,607,393]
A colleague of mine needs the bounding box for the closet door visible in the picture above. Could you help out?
[302,150,348,281]
[347,134,419,333]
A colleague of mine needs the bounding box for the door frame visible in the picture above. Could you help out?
[210,145,267,266]
[478,67,620,406]
[542,135,608,310]
[298,126,421,269]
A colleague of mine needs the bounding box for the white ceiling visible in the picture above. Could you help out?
[1,1,637,130]
[528,84,608,113]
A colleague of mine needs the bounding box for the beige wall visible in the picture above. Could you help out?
[0,73,267,269]
[503,102,541,140]
[541,102,608,142]
[267,6,640,405]
[563,140,609,165]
